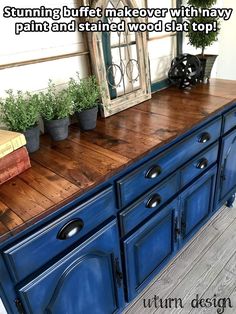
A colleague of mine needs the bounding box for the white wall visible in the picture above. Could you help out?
[183,0,236,80]
[214,0,236,79]
[0,0,90,98]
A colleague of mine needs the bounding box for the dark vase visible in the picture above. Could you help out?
[76,106,98,131]
[197,54,218,83]
[23,125,40,153]
[44,117,69,141]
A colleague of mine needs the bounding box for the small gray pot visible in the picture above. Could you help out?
[23,125,40,153]
[44,117,69,141]
[76,107,98,131]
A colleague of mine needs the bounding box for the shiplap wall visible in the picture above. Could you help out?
[0,0,90,97]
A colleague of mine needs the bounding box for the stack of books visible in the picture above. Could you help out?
[0,130,31,185]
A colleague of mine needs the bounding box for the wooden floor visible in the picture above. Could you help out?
[124,205,236,314]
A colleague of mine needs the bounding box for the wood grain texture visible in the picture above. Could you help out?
[0,79,236,242]
[124,206,236,314]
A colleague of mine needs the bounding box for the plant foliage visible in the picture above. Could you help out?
[40,80,74,120]
[69,75,101,112]
[187,0,217,8]
[0,90,40,132]
[187,16,220,56]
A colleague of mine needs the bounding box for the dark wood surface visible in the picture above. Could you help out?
[0,79,236,243]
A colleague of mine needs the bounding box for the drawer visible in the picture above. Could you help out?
[180,142,219,188]
[223,105,236,133]
[120,173,179,235]
[3,186,116,283]
[117,117,221,208]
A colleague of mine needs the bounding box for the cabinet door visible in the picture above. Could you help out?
[123,200,179,301]
[218,129,236,204]
[17,220,124,314]
[179,166,217,246]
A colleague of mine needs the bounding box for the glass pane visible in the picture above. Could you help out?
[103,0,141,99]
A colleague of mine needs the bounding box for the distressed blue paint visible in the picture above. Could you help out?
[3,186,116,283]
[123,200,179,301]
[117,117,221,208]
[223,107,236,134]
[120,173,179,236]
[179,166,217,246]
[219,129,236,203]
[17,220,124,314]
[1,101,236,313]
[179,142,219,188]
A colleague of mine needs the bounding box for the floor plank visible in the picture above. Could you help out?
[124,206,236,314]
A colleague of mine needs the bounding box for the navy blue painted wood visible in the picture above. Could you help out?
[180,142,219,188]
[120,173,179,236]
[17,220,124,314]
[218,129,236,204]
[223,104,236,134]
[117,118,221,208]
[179,166,217,246]
[3,186,116,283]
[123,200,179,301]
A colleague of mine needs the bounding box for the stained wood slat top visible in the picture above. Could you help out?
[0,79,236,244]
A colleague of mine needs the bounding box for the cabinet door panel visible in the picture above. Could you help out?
[124,200,178,301]
[219,130,236,203]
[18,220,124,314]
[180,166,217,245]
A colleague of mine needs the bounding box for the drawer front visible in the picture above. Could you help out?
[123,200,178,301]
[223,105,236,134]
[120,173,178,236]
[3,186,116,283]
[180,142,219,188]
[117,118,221,208]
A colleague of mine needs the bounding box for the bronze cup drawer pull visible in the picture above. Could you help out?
[198,132,211,143]
[146,194,162,209]
[145,165,162,179]
[57,219,84,240]
[196,158,209,170]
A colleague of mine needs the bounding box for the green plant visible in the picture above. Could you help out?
[0,90,40,132]
[69,75,101,112]
[40,80,74,120]
[187,0,217,7]
[187,1,220,57]
[188,16,220,57]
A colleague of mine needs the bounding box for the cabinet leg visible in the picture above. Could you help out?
[226,194,236,208]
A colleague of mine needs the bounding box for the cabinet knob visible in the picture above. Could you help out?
[57,219,84,240]
[196,158,209,170]
[145,165,162,179]
[198,132,211,143]
[146,194,162,209]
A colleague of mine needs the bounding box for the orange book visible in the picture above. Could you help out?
[0,147,31,185]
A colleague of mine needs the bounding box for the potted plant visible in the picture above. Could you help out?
[187,0,220,83]
[0,90,40,153]
[40,80,74,141]
[69,75,101,131]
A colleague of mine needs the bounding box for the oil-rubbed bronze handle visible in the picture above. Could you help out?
[57,219,84,240]
[196,158,209,170]
[145,165,162,179]
[146,194,162,209]
[198,132,211,143]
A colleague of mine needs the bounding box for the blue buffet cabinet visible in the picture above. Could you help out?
[1,102,236,314]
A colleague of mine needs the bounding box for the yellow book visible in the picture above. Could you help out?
[0,130,26,159]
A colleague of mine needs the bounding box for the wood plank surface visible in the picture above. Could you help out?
[0,79,236,242]
[124,206,236,314]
